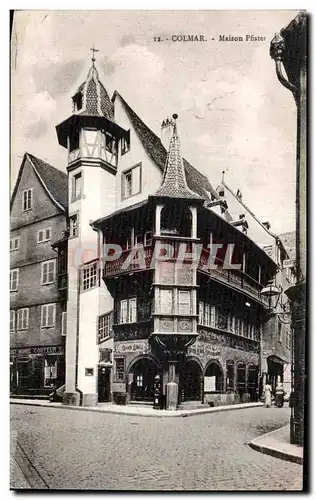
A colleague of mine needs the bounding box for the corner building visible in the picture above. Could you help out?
[55,59,293,407]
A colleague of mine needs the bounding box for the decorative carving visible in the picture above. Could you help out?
[160,319,173,331]
[99,348,112,364]
[197,326,259,353]
[270,32,285,61]
[179,320,190,331]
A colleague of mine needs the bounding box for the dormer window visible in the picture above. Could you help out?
[218,189,225,197]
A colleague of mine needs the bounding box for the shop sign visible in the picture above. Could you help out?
[10,346,64,356]
[114,341,150,354]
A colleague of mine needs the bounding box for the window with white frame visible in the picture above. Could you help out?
[120,298,137,323]
[72,172,82,201]
[160,289,173,314]
[69,213,79,238]
[115,358,125,380]
[17,308,29,330]
[41,303,56,328]
[134,234,143,247]
[121,131,130,155]
[44,357,57,387]
[122,164,141,199]
[22,189,32,211]
[10,237,20,252]
[37,227,52,243]
[41,260,56,285]
[178,290,191,315]
[81,262,98,291]
[10,269,19,291]
[144,231,152,247]
[98,312,113,342]
[10,310,16,332]
[198,302,217,328]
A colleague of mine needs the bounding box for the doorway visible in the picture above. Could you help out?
[130,357,159,402]
[98,366,111,402]
[180,359,202,401]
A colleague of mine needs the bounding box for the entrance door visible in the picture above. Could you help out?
[180,360,202,402]
[130,358,158,402]
[98,367,111,402]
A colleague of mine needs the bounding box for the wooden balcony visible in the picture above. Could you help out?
[103,242,268,306]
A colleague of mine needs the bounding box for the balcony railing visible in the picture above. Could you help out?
[102,242,268,305]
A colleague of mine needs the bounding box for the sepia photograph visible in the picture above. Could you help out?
[9,8,307,491]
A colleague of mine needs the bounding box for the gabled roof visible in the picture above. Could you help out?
[11,153,68,212]
[279,231,296,261]
[113,92,219,200]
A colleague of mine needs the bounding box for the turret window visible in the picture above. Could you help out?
[69,213,79,238]
[72,172,82,201]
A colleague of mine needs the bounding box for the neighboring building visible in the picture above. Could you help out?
[50,58,294,407]
[10,153,68,397]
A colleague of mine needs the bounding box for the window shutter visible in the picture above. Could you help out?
[61,311,67,336]
[132,165,140,194]
[10,311,15,332]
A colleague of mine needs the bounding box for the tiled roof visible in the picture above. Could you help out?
[74,64,114,120]
[279,231,296,261]
[114,92,219,200]
[26,153,68,211]
[155,119,203,200]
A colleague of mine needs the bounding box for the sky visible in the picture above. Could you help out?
[10,9,300,234]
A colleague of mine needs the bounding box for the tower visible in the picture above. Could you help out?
[56,53,129,405]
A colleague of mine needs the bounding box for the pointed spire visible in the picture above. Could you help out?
[72,56,114,120]
[155,114,202,200]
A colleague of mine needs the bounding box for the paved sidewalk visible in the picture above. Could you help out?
[10,398,263,417]
[10,455,31,490]
[249,424,303,465]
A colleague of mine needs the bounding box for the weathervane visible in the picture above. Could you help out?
[90,45,99,64]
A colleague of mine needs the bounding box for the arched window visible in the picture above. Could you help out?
[247,364,259,401]
[226,360,235,392]
[236,362,246,397]
[205,361,224,392]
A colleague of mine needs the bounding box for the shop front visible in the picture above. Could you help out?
[10,345,65,397]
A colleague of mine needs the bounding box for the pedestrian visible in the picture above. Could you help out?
[264,381,272,407]
[275,382,285,407]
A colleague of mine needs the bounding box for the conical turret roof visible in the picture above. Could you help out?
[155,115,203,200]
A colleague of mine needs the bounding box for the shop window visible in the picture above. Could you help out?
[37,227,52,243]
[41,260,56,285]
[81,262,98,291]
[44,357,57,388]
[115,358,125,380]
[122,164,141,199]
[120,297,137,323]
[10,236,20,252]
[98,312,113,343]
[10,310,16,332]
[17,308,29,330]
[69,213,79,238]
[226,360,235,391]
[22,189,33,212]
[41,303,56,328]
[10,269,19,291]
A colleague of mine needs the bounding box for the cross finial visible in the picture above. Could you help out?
[90,45,99,64]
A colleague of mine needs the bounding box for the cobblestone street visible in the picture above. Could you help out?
[10,404,303,491]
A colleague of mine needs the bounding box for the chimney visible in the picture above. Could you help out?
[161,117,174,149]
